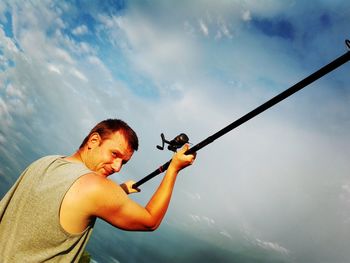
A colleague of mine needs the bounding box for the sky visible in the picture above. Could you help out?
[0,0,350,262]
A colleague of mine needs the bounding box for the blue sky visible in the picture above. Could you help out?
[1,1,350,262]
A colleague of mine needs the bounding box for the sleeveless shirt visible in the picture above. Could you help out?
[0,155,95,262]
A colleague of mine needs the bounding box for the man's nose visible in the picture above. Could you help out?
[111,159,123,173]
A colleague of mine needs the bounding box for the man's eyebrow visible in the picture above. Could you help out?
[111,149,122,155]
[111,149,130,163]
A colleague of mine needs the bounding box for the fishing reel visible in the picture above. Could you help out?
[156,133,189,152]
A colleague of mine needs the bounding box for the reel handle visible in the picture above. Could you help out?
[156,133,189,152]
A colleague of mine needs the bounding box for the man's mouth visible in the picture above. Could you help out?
[103,167,114,175]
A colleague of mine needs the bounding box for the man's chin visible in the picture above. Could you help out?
[99,168,111,177]
[94,170,109,177]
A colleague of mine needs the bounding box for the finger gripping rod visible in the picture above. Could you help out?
[132,40,350,189]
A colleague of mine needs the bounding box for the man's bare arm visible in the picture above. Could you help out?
[88,144,195,231]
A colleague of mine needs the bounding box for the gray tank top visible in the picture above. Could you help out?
[0,155,95,262]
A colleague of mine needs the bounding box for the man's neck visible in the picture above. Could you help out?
[64,151,84,163]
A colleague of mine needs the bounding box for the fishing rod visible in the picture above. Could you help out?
[132,39,350,189]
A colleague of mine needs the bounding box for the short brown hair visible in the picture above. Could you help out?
[79,119,139,151]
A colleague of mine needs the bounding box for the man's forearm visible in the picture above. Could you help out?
[144,164,179,230]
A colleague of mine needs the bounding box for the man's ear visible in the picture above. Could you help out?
[87,132,102,149]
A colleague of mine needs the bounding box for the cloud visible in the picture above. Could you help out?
[47,63,61,74]
[97,12,199,90]
[0,25,18,53]
[0,96,12,128]
[198,19,209,36]
[70,67,88,82]
[219,230,233,240]
[0,2,8,22]
[242,10,252,21]
[215,17,233,39]
[1,1,350,262]
[241,0,296,17]
[255,238,290,255]
[72,24,89,36]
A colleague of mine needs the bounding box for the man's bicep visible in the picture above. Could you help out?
[92,180,155,231]
[111,199,157,231]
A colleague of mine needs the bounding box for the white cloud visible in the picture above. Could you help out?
[0,133,6,144]
[70,68,88,82]
[219,230,233,240]
[0,2,7,22]
[182,190,201,200]
[48,63,61,74]
[215,18,233,39]
[0,27,18,54]
[53,47,75,64]
[54,29,96,56]
[1,1,350,262]
[0,97,9,116]
[255,238,290,255]
[6,83,23,98]
[72,24,89,36]
[189,214,201,223]
[87,55,113,82]
[108,256,121,263]
[198,19,209,36]
[241,0,296,17]
[241,10,251,21]
[341,184,350,194]
[98,12,199,90]
[188,214,215,227]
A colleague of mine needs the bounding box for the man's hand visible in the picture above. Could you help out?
[120,180,141,194]
[169,144,196,172]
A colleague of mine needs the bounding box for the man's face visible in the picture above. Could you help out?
[86,131,134,177]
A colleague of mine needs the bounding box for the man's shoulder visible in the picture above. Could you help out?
[29,155,63,166]
[73,173,125,200]
[73,173,108,192]
[69,173,128,215]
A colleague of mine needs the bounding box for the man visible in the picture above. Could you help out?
[0,119,196,262]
